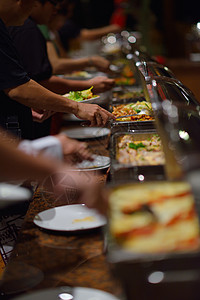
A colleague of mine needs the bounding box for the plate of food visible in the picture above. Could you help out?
[62,70,93,80]
[12,286,120,300]
[75,155,110,171]
[63,86,100,103]
[33,204,107,231]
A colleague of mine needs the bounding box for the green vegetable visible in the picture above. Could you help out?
[67,91,84,102]
[144,102,153,111]
[67,86,95,102]
[129,142,146,150]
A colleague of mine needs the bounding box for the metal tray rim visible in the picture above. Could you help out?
[110,130,164,169]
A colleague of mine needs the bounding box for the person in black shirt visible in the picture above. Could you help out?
[0,0,113,268]
[8,16,54,139]
[0,18,32,139]
[8,0,115,97]
[0,0,114,141]
[58,0,121,52]
[8,0,115,138]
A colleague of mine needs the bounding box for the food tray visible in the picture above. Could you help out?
[106,180,200,300]
[112,86,145,103]
[112,57,141,87]
[110,98,156,134]
[110,130,165,183]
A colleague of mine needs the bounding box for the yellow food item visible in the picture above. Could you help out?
[72,216,96,223]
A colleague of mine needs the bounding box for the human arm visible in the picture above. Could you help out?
[0,129,106,208]
[4,79,115,126]
[55,134,93,163]
[80,24,121,41]
[32,109,55,123]
[40,75,114,94]
[18,134,93,163]
[0,133,58,182]
[47,41,110,74]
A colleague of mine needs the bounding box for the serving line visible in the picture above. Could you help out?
[0,136,122,300]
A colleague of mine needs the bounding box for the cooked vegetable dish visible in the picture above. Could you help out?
[112,101,154,122]
[114,62,136,86]
[113,90,144,100]
[117,134,165,166]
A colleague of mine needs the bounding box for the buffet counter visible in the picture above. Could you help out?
[1,37,200,300]
[0,136,123,300]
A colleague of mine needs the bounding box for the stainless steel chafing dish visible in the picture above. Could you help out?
[109,130,165,183]
[137,61,176,80]
[146,77,200,107]
[106,40,200,300]
[106,180,200,300]
[112,86,145,103]
[110,97,156,135]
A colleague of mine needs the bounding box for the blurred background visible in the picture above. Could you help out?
[69,0,200,99]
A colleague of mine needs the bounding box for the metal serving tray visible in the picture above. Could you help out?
[112,86,145,104]
[110,98,156,135]
[106,181,200,300]
[146,77,200,107]
[110,130,165,183]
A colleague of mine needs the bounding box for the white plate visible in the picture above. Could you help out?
[62,127,111,140]
[75,155,110,171]
[63,93,100,103]
[62,74,93,80]
[12,286,120,300]
[33,204,107,231]
[0,183,32,209]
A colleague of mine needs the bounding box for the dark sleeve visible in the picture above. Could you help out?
[0,23,30,91]
[58,20,81,51]
[8,26,52,82]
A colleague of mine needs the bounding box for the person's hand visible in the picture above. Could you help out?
[87,76,115,93]
[89,56,110,72]
[32,109,55,123]
[55,134,93,163]
[75,102,115,126]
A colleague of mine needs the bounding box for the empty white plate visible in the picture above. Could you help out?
[34,204,107,231]
[12,286,120,300]
[75,155,110,171]
[62,127,111,140]
[0,183,32,209]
